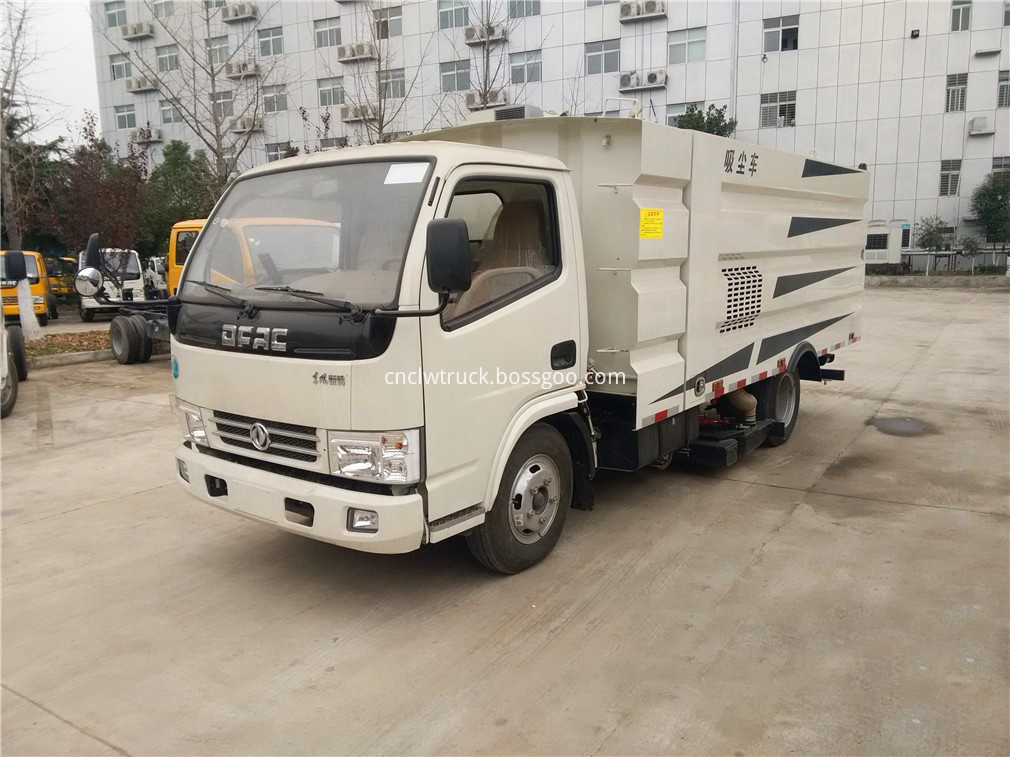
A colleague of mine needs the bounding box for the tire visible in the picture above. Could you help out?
[130,315,153,363]
[109,316,139,364]
[754,369,801,447]
[1,348,18,419]
[6,325,27,381]
[465,423,573,574]
[37,313,48,327]
[80,305,95,322]
[49,295,59,320]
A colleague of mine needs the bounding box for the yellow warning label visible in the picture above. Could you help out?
[640,208,664,240]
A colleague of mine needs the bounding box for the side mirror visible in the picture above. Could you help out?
[3,251,27,283]
[75,267,104,297]
[84,232,103,269]
[426,218,471,295]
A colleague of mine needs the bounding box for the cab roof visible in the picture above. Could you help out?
[240,140,568,181]
[172,218,206,228]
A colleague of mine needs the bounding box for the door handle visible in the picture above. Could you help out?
[551,340,577,370]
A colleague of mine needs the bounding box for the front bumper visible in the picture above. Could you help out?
[175,443,425,554]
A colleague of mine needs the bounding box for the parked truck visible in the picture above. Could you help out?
[78,114,868,573]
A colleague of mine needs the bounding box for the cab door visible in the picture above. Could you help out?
[419,166,583,522]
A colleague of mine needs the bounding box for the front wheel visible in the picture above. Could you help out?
[1,348,18,418]
[37,313,48,327]
[754,369,800,447]
[49,295,59,320]
[79,305,95,323]
[465,423,572,574]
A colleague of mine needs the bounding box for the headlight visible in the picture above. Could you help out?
[171,395,207,445]
[32,295,45,304]
[328,429,422,484]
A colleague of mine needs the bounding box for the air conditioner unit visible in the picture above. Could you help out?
[337,43,375,62]
[465,104,542,124]
[341,104,377,121]
[618,71,641,90]
[121,22,154,40]
[229,116,263,132]
[463,23,506,45]
[464,89,507,110]
[222,2,258,22]
[641,0,666,15]
[224,60,259,78]
[968,116,995,135]
[619,1,640,19]
[131,127,162,143]
[644,69,667,87]
[125,76,157,93]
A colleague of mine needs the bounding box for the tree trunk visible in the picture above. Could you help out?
[0,114,23,251]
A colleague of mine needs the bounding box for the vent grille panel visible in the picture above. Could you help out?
[210,410,320,463]
[720,266,763,333]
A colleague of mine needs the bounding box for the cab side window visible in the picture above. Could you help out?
[443,179,559,322]
[175,231,197,265]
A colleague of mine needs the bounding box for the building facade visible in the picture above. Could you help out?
[91,0,1010,247]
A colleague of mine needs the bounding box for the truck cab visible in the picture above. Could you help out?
[2,250,57,326]
[77,248,146,321]
[163,117,867,574]
[168,219,205,296]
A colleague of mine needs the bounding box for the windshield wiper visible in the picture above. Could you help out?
[188,280,258,318]
[253,285,364,321]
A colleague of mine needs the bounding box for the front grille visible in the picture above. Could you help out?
[210,410,320,463]
[2,297,18,305]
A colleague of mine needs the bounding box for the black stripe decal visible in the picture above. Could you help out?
[651,343,754,406]
[773,267,855,298]
[757,314,851,363]
[802,159,860,178]
[787,217,860,237]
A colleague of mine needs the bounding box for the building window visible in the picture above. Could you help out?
[105,0,126,27]
[206,36,229,67]
[901,227,911,247]
[438,0,468,29]
[320,137,349,149]
[156,44,179,73]
[865,233,889,250]
[998,70,1010,108]
[586,0,618,5]
[992,156,1009,172]
[668,27,706,64]
[666,101,703,126]
[374,6,402,39]
[586,39,620,75]
[440,60,470,92]
[259,27,283,57]
[160,99,182,124]
[314,17,341,48]
[1004,0,1009,25]
[378,68,406,99]
[211,90,233,119]
[114,104,136,129]
[939,159,962,196]
[764,15,799,52]
[951,0,971,31]
[509,0,540,18]
[760,90,796,127]
[263,84,287,113]
[204,0,225,7]
[318,77,344,106]
[510,50,542,84]
[945,73,967,112]
[153,0,173,18]
[265,142,290,162]
[110,53,131,81]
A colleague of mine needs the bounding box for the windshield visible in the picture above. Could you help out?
[79,250,141,281]
[1,254,40,285]
[180,160,432,308]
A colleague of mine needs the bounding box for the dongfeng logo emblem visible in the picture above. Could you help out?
[249,422,271,451]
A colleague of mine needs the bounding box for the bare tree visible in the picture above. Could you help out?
[96,0,291,190]
[460,0,521,112]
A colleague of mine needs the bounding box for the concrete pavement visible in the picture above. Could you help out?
[1,289,1008,755]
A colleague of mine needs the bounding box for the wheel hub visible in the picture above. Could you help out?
[509,454,560,545]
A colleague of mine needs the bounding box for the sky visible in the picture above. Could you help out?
[20,0,100,142]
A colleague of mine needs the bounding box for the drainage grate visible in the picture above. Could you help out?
[720,265,763,333]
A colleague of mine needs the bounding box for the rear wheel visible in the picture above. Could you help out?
[754,369,800,447]
[6,325,27,381]
[1,347,18,418]
[109,316,139,364]
[465,423,572,574]
[130,315,153,363]
[49,295,59,320]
